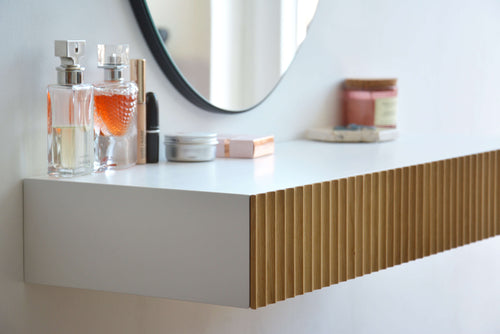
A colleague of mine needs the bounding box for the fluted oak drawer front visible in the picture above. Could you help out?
[250,150,500,309]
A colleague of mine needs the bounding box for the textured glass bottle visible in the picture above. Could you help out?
[93,44,138,170]
[47,40,94,177]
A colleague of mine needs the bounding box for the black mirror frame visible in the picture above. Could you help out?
[129,0,255,113]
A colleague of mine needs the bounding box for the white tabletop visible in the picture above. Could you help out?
[29,133,500,195]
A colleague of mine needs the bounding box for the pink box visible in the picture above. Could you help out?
[216,135,275,159]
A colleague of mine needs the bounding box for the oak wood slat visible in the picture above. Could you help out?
[338,179,347,282]
[371,173,379,271]
[312,183,322,290]
[401,168,409,264]
[304,185,313,293]
[266,192,276,304]
[423,163,431,257]
[294,187,304,296]
[321,182,330,287]
[347,178,356,280]
[488,152,494,238]
[463,156,470,243]
[409,166,416,261]
[379,172,388,269]
[450,159,457,248]
[285,188,295,299]
[387,170,395,268]
[330,181,339,284]
[493,151,500,235]
[471,155,478,243]
[416,165,424,259]
[250,196,257,309]
[276,190,285,302]
[355,175,364,277]
[363,174,372,274]
[430,162,437,254]
[437,161,444,252]
[394,169,402,265]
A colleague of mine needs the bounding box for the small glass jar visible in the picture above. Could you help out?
[164,132,218,162]
[342,78,398,128]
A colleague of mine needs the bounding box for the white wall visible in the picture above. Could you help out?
[1,0,499,333]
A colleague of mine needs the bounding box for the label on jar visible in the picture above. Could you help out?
[374,97,398,127]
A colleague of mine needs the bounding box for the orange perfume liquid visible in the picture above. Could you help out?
[94,93,137,137]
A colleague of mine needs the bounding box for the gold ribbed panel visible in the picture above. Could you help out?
[250,150,500,309]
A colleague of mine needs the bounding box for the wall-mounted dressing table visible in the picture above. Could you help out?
[24,133,500,308]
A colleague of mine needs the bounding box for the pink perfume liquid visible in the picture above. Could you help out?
[94,93,137,137]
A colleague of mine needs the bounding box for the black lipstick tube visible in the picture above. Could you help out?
[146,92,159,163]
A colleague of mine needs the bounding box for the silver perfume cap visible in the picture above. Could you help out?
[97,44,129,81]
[55,40,86,85]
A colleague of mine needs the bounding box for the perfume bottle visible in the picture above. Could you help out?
[93,44,138,170]
[47,40,94,177]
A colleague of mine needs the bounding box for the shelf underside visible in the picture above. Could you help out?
[250,150,500,309]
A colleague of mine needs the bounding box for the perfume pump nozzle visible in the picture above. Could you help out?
[54,40,86,85]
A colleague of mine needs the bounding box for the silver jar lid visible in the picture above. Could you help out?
[164,132,218,145]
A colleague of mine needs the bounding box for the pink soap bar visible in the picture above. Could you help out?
[216,135,275,159]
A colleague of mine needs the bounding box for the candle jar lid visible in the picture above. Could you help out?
[164,132,218,145]
[343,78,397,91]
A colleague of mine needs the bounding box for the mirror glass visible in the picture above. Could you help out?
[143,0,319,112]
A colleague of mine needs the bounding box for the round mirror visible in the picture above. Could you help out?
[130,0,319,113]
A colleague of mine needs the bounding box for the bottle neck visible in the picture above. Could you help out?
[57,66,84,85]
[104,68,124,81]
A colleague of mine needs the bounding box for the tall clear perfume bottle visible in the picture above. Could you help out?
[47,40,94,177]
[93,44,138,170]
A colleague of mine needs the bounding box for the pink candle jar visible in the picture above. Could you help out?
[342,78,398,128]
